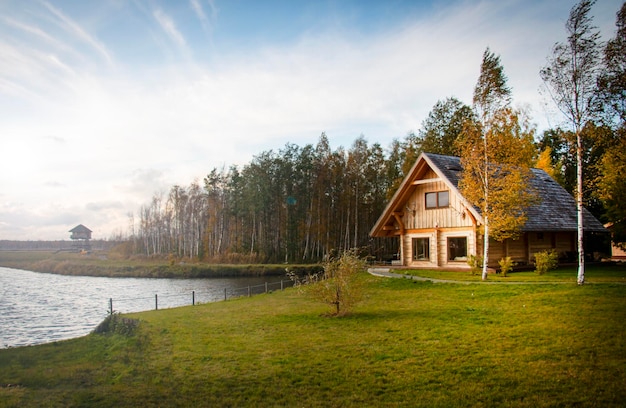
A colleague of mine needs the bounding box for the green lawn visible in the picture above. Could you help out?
[1,269,625,407]
[402,262,626,283]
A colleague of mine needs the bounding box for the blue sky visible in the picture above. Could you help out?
[0,0,621,240]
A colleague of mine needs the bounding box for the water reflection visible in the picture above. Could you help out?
[0,267,291,348]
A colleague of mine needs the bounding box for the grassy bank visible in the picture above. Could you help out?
[1,268,625,407]
[0,251,321,278]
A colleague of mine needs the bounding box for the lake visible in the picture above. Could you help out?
[0,267,293,349]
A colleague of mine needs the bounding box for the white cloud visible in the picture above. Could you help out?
[153,8,187,49]
[0,0,619,240]
[41,0,115,68]
[190,0,218,37]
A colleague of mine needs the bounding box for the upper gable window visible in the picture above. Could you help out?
[425,191,449,209]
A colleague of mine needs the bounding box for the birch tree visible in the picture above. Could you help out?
[540,0,602,285]
[457,48,536,280]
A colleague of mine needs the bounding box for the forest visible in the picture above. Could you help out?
[121,1,625,264]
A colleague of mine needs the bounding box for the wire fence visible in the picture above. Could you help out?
[108,279,295,314]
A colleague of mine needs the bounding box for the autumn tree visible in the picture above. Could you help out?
[597,2,626,248]
[457,48,536,280]
[597,131,626,247]
[536,128,574,190]
[535,146,560,182]
[540,0,602,284]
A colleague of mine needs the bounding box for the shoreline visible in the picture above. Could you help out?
[0,251,322,279]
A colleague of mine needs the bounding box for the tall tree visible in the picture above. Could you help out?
[537,128,575,191]
[540,0,602,284]
[417,97,474,156]
[597,129,626,247]
[597,3,626,248]
[598,2,626,125]
[473,49,511,122]
[457,48,535,280]
[384,138,405,200]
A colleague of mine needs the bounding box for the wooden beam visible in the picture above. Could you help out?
[411,178,442,185]
[392,211,405,234]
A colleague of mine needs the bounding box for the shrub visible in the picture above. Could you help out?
[297,249,366,317]
[498,256,514,277]
[93,313,140,336]
[534,250,559,275]
[108,242,135,260]
[467,255,483,275]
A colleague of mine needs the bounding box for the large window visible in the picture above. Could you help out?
[448,237,467,261]
[412,238,430,261]
[425,191,449,209]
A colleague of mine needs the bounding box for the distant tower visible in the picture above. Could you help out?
[69,224,92,251]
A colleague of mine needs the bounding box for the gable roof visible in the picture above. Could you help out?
[69,224,92,233]
[370,153,606,237]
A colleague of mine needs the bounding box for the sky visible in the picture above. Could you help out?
[0,0,621,241]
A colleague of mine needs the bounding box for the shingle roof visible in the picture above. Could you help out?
[69,224,92,233]
[424,153,606,232]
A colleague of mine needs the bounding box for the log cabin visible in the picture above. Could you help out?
[69,224,92,251]
[370,153,608,269]
[69,224,92,240]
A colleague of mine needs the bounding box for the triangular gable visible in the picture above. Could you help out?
[369,152,482,237]
[69,224,92,233]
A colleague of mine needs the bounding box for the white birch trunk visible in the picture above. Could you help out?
[576,131,585,285]
[482,217,489,281]
[482,138,490,281]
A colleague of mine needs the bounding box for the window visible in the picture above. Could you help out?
[448,237,467,261]
[425,191,449,209]
[412,238,430,261]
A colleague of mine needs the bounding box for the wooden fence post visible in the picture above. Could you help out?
[192,291,195,306]
[155,294,158,310]
[109,298,113,315]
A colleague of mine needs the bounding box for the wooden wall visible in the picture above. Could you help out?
[403,172,474,231]
[400,227,476,268]
[478,231,576,267]
[401,229,576,268]
[393,168,578,269]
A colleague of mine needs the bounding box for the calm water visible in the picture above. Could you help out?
[0,267,292,349]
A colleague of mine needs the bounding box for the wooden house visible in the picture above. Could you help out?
[370,153,608,269]
[69,224,92,240]
[605,223,626,261]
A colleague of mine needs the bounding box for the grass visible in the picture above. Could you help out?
[1,264,625,407]
[0,250,321,278]
[402,262,626,283]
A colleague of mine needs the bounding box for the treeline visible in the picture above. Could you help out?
[0,240,118,251]
[126,1,625,263]
[130,134,401,263]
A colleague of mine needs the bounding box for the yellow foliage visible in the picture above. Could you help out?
[456,108,537,242]
[535,147,557,179]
